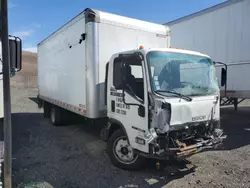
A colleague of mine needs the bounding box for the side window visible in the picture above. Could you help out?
[113,56,144,101]
[124,60,144,101]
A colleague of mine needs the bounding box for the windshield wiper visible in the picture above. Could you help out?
[155,90,192,102]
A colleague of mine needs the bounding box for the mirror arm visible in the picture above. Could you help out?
[122,83,143,106]
[215,61,228,74]
[214,61,226,66]
[120,56,143,107]
[122,94,142,107]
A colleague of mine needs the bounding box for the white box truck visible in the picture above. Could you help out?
[37,8,226,169]
[166,0,250,110]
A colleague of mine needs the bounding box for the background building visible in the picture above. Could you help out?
[165,0,250,102]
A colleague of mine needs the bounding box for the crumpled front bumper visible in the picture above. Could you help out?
[175,135,227,157]
[143,128,227,160]
[161,132,227,158]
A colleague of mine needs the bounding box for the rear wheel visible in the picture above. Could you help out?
[107,129,145,170]
[50,106,62,126]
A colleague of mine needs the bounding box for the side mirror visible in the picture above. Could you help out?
[9,36,22,75]
[113,61,124,90]
[221,67,227,87]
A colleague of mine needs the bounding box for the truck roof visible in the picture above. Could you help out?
[38,8,170,46]
[114,48,210,60]
[144,48,210,58]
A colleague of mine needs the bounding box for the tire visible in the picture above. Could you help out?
[50,106,62,126]
[107,129,145,170]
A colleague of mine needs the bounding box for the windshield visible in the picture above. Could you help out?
[147,51,219,97]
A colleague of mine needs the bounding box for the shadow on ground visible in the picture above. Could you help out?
[220,106,250,150]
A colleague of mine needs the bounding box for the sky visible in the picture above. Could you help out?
[8,0,226,53]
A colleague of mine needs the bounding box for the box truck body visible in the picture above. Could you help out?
[166,0,250,101]
[38,8,170,119]
[38,8,226,170]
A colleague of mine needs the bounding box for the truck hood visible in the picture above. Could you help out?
[165,95,220,126]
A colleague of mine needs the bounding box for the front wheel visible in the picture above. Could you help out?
[107,129,145,170]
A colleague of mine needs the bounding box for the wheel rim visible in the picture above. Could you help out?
[113,136,138,164]
[50,108,56,123]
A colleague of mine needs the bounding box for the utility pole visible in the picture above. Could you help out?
[0,0,13,187]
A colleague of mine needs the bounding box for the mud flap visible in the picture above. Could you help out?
[100,125,110,142]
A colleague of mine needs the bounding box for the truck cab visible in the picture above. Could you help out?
[104,47,226,169]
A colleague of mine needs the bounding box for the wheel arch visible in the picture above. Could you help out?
[108,118,130,145]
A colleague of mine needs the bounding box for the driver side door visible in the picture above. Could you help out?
[107,54,149,153]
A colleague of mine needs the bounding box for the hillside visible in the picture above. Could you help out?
[10,51,38,88]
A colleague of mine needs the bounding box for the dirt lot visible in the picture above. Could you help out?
[10,86,250,188]
[10,51,37,88]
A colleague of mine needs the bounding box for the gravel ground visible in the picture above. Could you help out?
[11,87,250,188]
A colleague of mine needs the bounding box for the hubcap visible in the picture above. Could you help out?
[121,147,129,155]
[113,136,138,164]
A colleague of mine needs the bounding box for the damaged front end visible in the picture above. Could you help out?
[153,125,227,158]
[145,99,227,159]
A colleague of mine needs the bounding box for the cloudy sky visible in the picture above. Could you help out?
[8,0,225,53]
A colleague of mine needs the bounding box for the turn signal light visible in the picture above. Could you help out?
[135,137,145,145]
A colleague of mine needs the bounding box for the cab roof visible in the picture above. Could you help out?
[143,48,210,58]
